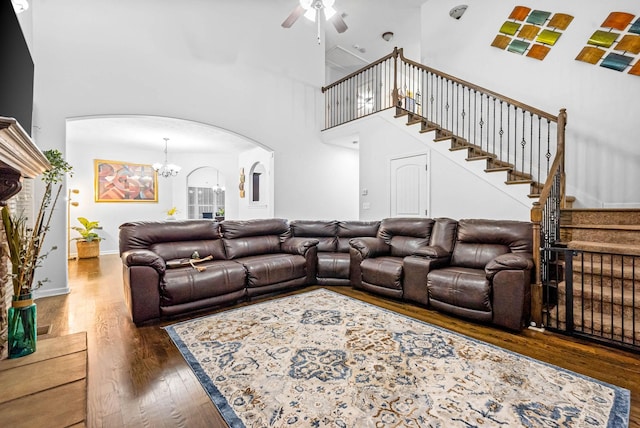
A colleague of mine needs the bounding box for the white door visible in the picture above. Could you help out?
[390,154,429,217]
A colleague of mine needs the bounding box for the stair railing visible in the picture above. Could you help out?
[322,50,398,128]
[322,48,567,326]
[530,109,567,327]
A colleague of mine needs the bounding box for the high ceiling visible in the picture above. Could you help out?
[65,1,425,153]
[323,0,424,73]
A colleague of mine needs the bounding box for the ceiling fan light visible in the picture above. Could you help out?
[304,8,317,22]
[11,0,29,13]
[324,6,336,20]
[322,0,335,7]
[299,0,313,10]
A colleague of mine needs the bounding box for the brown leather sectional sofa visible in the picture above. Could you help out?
[119,217,533,330]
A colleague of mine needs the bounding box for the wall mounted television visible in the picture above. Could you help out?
[0,0,34,136]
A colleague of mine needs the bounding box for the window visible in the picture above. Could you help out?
[249,162,267,206]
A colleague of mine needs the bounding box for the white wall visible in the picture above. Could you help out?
[238,147,274,219]
[29,0,359,297]
[420,0,640,208]
[324,112,530,221]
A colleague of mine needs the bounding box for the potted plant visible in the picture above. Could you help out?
[2,149,73,358]
[71,217,104,259]
[166,206,178,220]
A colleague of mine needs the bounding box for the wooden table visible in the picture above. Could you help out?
[0,332,87,427]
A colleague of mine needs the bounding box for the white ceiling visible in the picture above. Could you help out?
[65,1,425,153]
[323,0,424,70]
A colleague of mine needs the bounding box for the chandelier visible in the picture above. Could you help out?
[153,138,181,178]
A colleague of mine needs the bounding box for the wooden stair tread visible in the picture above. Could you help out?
[449,145,472,152]
[433,135,452,142]
[505,179,533,185]
[567,240,640,256]
[485,166,513,173]
[467,155,494,161]
[562,224,640,231]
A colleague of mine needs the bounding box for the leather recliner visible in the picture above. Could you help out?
[426,219,534,330]
[349,217,447,299]
[289,220,380,286]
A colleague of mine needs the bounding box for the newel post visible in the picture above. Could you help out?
[392,47,399,108]
[557,108,567,208]
[530,201,543,327]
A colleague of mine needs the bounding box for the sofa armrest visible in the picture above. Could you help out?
[485,253,533,279]
[403,255,450,306]
[349,237,390,259]
[282,237,319,284]
[412,245,450,259]
[121,249,166,274]
[282,237,319,256]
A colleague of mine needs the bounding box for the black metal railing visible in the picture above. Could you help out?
[322,51,397,129]
[543,247,640,352]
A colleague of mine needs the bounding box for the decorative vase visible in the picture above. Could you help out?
[8,293,37,359]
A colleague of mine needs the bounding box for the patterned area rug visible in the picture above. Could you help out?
[164,289,629,427]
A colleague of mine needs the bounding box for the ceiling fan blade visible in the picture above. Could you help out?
[281,5,306,28]
[330,13,348,33]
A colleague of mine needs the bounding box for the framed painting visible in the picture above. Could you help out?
[94,159,158,202]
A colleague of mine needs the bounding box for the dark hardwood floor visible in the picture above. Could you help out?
[34,254,639,427]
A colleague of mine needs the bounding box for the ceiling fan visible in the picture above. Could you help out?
[281,0,348,44]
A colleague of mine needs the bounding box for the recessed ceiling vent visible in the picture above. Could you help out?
[326,45,368,72]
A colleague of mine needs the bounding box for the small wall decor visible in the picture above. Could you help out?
[239,167,246,198]
[94,159,158,202]
[491,6,573,61]
[576,12,640,76]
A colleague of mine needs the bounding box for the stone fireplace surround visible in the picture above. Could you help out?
[0,116,50,358]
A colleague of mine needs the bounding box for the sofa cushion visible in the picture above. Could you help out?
[119,220,221,254]
[161,260,246,306]
[223,235,281,259]
[450,243,510,269]
[378,218,435,257]
[361,256,403,290]
[389,236,431,257]
[221,218,289,239]
[290,220,338,252]
[239,254,307,288]
[427,266,491,313]
[151,240,227,262]
[318,252,350,279]
[336,221,380,252]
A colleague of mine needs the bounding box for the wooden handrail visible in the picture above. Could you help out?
[397,49,559,123]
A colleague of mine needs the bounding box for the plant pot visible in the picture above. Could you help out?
[76,240,100,258]
[8,294,37,358]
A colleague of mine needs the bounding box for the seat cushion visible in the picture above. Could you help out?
[239,254,307,288]
[427,266,491,312]
[161,260,246,306]
[318,252,350,279]
[361,256,403,290]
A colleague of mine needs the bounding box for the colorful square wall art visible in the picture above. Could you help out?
[491,6,573,61]
[576,11,640,77]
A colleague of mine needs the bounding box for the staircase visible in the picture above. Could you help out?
[395,109,543,199]
[547,209,640,349]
